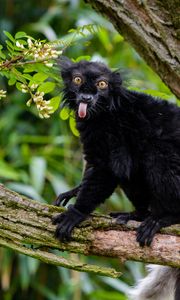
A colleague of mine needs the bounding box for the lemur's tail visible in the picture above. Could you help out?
[128,265,180,300]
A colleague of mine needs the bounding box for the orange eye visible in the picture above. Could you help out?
[97,80,108,89]
[73,76,82,85]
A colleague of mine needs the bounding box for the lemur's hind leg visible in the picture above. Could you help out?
[110,210,150,224]
[137,214,180,246]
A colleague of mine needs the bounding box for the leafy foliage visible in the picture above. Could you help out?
[0,30,62,117]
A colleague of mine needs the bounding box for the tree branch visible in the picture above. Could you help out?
[85,0,180,98]
[0,184,179,278]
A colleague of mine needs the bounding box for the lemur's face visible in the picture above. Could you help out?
[60,57,122,119]
[68,67,110,119]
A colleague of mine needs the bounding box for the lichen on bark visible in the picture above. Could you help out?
[0,184,179,277]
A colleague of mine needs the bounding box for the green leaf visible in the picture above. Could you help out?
[47,172,69,195]
[49,96,61,112]
[90,290,126,300]
[0,161,21,180]
[0,51,6,59]
[16,82,23,91]
[7,183,45,202]
[69,117,79,137]
[22,74,33,81]
[33,63,50,73]
[113,33,124,43]
[4,31,15,43]
[143,89,172,100]
[12,68,26,83]
[33,73,49,82]
[15,31,27,39]
[30,156,46,194]
[27,257,39,275]
[6,40,15,51]
[38,82,55,94]
[0,70,9,78]
[8,76,17,86]
[129,87,174,101]
[68,29,76,33]
[60,106,69,120]
[18,254,31,289]
[7,50,22,57]
[23,65,38,73]
[15,39,27,45]
[24,63,50,74]
[98,28,112,51]
[75,56,91,62]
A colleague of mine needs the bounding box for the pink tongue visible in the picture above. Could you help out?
[78,102,87,118]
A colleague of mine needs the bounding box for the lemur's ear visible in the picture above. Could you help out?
[57,56,74,81]
[58,56,74,70]
[112,71,122,86]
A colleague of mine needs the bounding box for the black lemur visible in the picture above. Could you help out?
[52,57,180,298]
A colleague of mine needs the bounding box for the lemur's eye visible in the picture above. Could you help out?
[73,76,82,85]
[97,80,108,89]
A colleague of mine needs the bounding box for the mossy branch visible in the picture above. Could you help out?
[0,184,179,278]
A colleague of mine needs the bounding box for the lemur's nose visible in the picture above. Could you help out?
[80,94,93,102]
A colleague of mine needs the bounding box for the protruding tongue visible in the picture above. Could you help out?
[78,102,87,118]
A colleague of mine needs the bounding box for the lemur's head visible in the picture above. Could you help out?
[59,57,122,119]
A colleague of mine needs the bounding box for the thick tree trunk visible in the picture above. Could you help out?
[85,0,180,98]
[0,184,179,277]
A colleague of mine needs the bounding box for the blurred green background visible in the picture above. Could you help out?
[0,0,176,299]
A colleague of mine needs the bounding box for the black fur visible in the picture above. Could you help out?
[53,57,180,246]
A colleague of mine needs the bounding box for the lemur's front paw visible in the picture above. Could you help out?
[136,216,160,247]
[53,192,72,207]
[52,205,87,242]
[53,187,79,207]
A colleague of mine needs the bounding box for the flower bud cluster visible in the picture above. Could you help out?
[20,83,53,118]
[0,89,7,100]
[20,84,29,93]
[16,41,25,49]
[16,38,62,67]
[27,39,62,66]
[32,91,53,119]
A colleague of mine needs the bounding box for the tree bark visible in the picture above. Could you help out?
[85,0,180,98]
[0,184,179,277]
